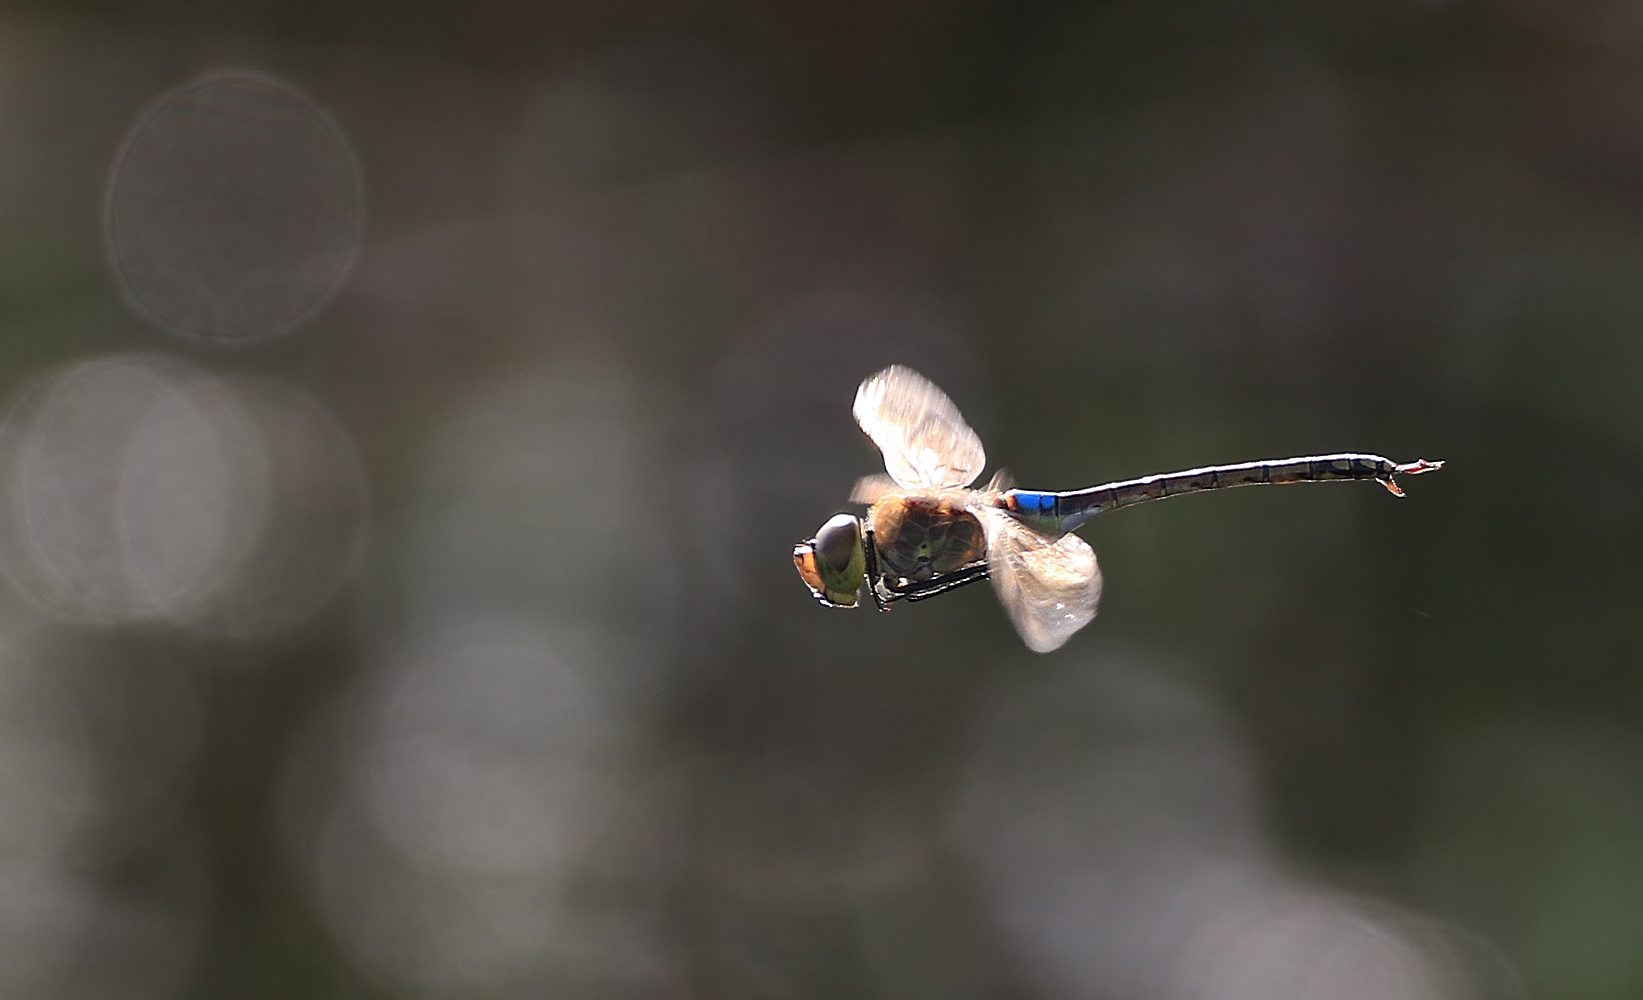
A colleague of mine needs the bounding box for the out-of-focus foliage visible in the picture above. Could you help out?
[0,1,1632,997]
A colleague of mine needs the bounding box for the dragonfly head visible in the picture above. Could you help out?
[793,513,866,608]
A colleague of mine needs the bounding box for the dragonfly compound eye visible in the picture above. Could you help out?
[793,513,865,607]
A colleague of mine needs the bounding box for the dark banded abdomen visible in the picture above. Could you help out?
[1007,453,1414,534]
[1121,454,1398,500]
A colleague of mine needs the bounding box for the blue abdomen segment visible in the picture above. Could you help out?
[1003,490,1075,535]
[1008,490,1058,514]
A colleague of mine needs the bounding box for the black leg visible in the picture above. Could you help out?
[898,563,990,602]
[862,526,891,612]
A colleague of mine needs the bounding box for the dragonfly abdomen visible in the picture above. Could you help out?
[1005,453,1441,533]
[1129,454,1398,496]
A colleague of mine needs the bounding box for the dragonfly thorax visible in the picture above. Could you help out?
[866,495,986,584]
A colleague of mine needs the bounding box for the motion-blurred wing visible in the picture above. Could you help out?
[853,366,985,489]
[849,474,899,504]
[978,507,1101,653]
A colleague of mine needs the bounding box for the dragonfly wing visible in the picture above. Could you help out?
[853,366,986,489]
[978,507,1102,653]
[849,473,899,504]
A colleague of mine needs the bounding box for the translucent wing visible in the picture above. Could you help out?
[853,366,986,489]
[849,473,899,504]
[977,507,1102,653]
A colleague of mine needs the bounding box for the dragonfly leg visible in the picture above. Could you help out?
[896,563,990,602]
[862,525,892,612]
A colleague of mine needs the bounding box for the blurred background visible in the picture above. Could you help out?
[0,1,1634,997]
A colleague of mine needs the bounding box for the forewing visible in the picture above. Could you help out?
[852,366,985,489]
[978,507,1102,653]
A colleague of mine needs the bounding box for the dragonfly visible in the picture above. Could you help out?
[793,365,1443,652]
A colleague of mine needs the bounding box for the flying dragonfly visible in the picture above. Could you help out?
[792,365,1443,652]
